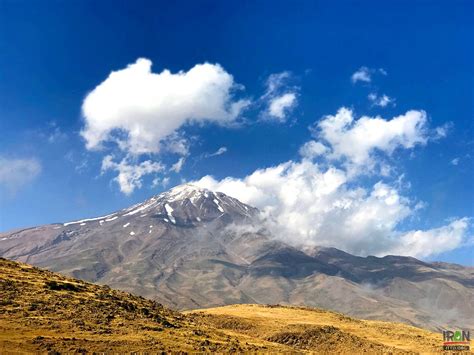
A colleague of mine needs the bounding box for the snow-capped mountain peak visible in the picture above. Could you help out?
[61,183,258,228]
[164,183,213,203]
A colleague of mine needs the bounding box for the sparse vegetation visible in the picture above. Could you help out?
[45,280,84,292]
[0,258,443,353]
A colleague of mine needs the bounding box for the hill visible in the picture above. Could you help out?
[188,305,445,354]
[0,257,274,353]
[0,258,444,353]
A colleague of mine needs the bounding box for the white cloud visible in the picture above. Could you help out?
[368,93,377,101]
[170,157,186,173]
[351,67,372,83]
[262,71,298,122]
[0,157,41,193]
[299,141,328,159]
[433,122,453,139]
[46,122,67,143]
[391,218,469,258]
[266,72,291,92]
[207,146,228,157]
[195,161,402,256]
[368,93,394,107]
[314,108,429,171]
[377,95,393,107]
[161,132,190,156]
[351,67,387,84]
[193,106,467,258]
[268,93,297,121]
[195,159,468,258]
[450,157,460,166]
[162,177,170,187]
[152,176,170,189]
[101,155,164,195]
[81,58,250,194]
[81,58,250,156]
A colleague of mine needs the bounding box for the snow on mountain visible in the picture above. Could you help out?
[58,184,257,231]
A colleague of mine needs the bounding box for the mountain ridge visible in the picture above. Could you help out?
[0,183,472,331]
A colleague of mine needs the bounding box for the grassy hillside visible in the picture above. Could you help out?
[189,305,445,353]
[0,258,445,353]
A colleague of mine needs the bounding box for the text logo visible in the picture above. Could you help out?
[443,330,470,351]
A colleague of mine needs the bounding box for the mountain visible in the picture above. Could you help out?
[0,258,443,353]
[1,184,473,331]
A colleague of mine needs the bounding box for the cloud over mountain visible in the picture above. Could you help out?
[194,108,469,258]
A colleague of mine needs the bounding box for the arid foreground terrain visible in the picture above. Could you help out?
[0,257,449,353]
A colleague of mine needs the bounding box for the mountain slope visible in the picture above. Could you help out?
[0,258,443,353]
[0,257,278,353]
[0,184,473,331]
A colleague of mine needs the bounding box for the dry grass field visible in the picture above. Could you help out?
[0,257,455,353]
[188,305,448,353]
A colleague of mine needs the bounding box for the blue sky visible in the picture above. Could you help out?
[0,1,472,264]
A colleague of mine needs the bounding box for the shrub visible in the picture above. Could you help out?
[45,280,83,292]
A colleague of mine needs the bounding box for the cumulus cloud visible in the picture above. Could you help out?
[195,159,468,258]
[193,107,468,258]
[101,155,164,195]
[81,58,250,156]
[0,156,41,193]
[392,218,470,258]
[368,93,394,107]
[195,161,404,256]
[81,58,251,194]
[313,108,429,172]
[262,71,298,122]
